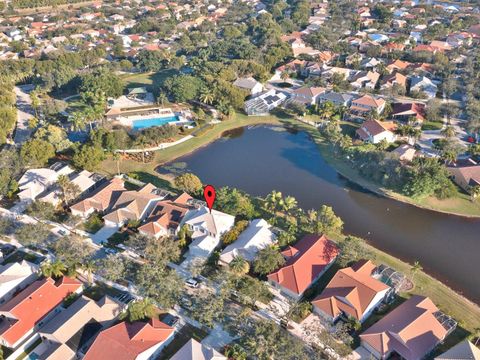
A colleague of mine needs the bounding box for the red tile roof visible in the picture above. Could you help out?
[267,234,339,296]
[360,296,449,360]
[84,319,174,360]
[312,260,389,321]
[0,277,81,347]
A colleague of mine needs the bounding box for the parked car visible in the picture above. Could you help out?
[185,278,199,288]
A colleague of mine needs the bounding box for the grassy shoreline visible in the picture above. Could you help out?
[98,114,480,331]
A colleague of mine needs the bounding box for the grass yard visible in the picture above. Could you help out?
[422,121,444,131]
[121,69,179,92]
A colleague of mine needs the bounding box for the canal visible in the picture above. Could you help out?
[158,125,480,304]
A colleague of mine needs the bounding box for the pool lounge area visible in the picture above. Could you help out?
[107,106,193,131]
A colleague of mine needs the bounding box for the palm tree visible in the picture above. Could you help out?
[199,88,215,105]
[82,260,96,284]
[265,190,283,214]
[441,125,456,138]
[41,260,66,279]
[229,256,250,275]
[135,135,149,163]
[112,152,121,175]
[70,111,86,132]
[410,260,423,284]
[224,344,247,360]
[318,101,335,120]
[121,298,156,322]
[280,71,289,82]
[157,92,168,106]
[57,174,81,205]
[282,196,298,215]
[30,88,41,118]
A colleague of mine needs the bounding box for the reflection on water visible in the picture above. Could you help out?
[158,126,480,304]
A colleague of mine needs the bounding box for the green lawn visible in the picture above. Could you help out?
[121,69,179,92]
[422,121,444,131]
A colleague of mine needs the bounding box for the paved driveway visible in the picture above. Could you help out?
[14,85,35,145]
[90,224,119,245]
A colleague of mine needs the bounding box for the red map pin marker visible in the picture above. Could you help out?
[203,185,216,213]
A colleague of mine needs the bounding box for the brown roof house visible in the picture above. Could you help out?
[312,260,391,323]
[102,183,164,227]
[447,159,480,192]
[290,87,326,105]
[138,192,193,238]
[360,295,455,360]
[392,102,426,123]
[350,95,386,118]
[70,177,126,218]
[356,120,397,144]
[267,234,339,299]
[435,340,480,360]
[381,72,407,91]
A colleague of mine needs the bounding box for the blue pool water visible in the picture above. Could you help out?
[132,116,179,130]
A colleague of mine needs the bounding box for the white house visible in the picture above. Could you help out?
[170,339,226,360]
[38,170,99,206]
[17,163,74,202]
[356,120,396,144]
[220,219,276,265]
[410,76,438,98]
[181,207,235,259]
[0,261,38,304]
[232,77,263,95]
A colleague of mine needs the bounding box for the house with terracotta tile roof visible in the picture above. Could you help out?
[102,183,164,227]
[35,295,122,359]
[435,340,480,360]
[381,72,407,91]
[83,319,174,360]
[386,59,412,73]
[70,177,126,218]
[138,192,193,238]
[0,277,82,349]
[356,120,397,144]
[170,338,226,360]
[360,295,455,360]
[267,234,339,299]
[350,95,386,118]
[312,260,391,323]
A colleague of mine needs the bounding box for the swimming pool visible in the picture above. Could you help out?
[132,116,179,130]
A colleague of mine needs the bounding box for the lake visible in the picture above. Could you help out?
[158,125,480,304]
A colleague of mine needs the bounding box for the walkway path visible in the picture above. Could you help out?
[116,135,194,153]
[14,85,35,145]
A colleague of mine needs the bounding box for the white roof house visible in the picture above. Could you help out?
[18,163,74,201]
[182,207,235,259]
[220,219,276,264]
[0,261,39,304]
[410,76,438,99]
[38,170,98,206]
[170,339,226,360]
[233,77,263,95]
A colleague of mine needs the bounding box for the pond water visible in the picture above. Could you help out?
[158,125,480,304]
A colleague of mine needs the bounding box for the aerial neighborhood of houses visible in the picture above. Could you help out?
[0,0,480,359]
